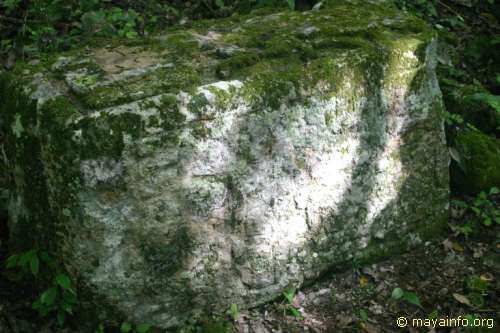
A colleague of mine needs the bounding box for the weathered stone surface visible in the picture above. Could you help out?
[0,0,449,328]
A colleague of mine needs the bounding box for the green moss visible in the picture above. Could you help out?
[0,73,67,252]
[73,73,100,88]
[216,52,260,79]
[188,93,211,116]
[158,94,186,131]
[442,83,500,134]
[453,130,500,194]
[240,59,304,109]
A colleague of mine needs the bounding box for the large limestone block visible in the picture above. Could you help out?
[0,0,449,327]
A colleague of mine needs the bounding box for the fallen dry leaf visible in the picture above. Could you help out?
[359,275,369,288]
[361,322,379,333]
[452,242,464,253]
[452,293,471,306]
[480,273,494,282]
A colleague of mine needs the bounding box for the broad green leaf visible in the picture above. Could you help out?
[287,0,295,10]
[125,30,138,38]
[56,274,72,290]
[30,255,39,277]
[489,187,499,195]
[6,254,19,269]
[39,251,52,263]
[32,298,42,310]
[2,0,21,13]
[427,309,438,320]
[11,113,24,138]
[96,323,105,333]
[283,287,296,303]
[468,292,485,307]
[136,323,151,333]
[19,249,36,267]
[41,287,58,305]
[61,300,73,314]
[228,303,239,321]
[57,310,66,326]
[288,306,302,319]
[63,290,78,305]
[120,322,132,333]
[391,287,404,300]
[451,199,468,208]
[472,93,500,113]
[359,309,369,321]
[402,291,423,308]
[215,0,224,8]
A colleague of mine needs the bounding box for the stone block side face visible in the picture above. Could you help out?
[0,2,449,328]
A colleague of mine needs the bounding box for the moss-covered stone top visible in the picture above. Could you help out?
[11,0,433,111]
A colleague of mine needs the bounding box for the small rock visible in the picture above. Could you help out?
[312,1,323,11]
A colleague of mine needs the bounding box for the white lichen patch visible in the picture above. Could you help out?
[80,158,123,188]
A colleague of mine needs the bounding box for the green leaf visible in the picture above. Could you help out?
[402,291,423,308]
[215,0,224,8]
[57,310,66,326]
[125,30,138,38]
[56,274,71,290]
[472,93,500,113]
[283,287,296,303]
[41,287,58,306]
[288,306,302,319]
[61,300,73,314]
[136,324,151,333]
[427,309,438,320]
[96,323,105,333]
[391,287,404,300]
[451,199,468,208]
[63,290,78,305]
[39,251,52,263]
[359,309,369,321]
[30,255,39,277]
[2,0,21,14]
[32,298,42,310]
[19,249,36,267]
[287,0,295,10]
[6,254,19,269]
[484,217,492,226]
[489,187,499,195]
[120,322,132,333]
[468,292,485,307]
[228,303,239,321]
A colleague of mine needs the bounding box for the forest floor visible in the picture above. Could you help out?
[1,201,499,333]
[237,208,500,333]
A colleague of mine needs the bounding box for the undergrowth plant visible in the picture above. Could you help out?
[282,286,303,319]
[451,187,500,237]
[5,249,77,326]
